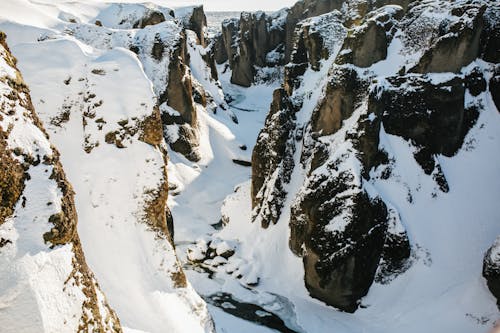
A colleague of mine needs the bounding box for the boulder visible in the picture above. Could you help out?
[483,237,500,306]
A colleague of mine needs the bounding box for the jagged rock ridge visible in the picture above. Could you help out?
[248,0,500,312]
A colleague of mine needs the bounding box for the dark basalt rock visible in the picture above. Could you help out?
[151,34,165,61]
[311,66,365,136]
[290,170,399,312]
[230,12,286,87]
[284,0,346,63]
[187,6,208,46]
[490,67,500,112]
[370,75,467,158]
[217,18,239,66]
[465,66,487,96]
[202,47,219,81]
[213,32,228,64]
[0,125,25,227]
[483,239,500,307]
[293,13,335,71]
[251,88,296,227]
[133,10,166,29]
[163,33,195,125]
[154,30,200,162]
[248,0,496,315]
[411,5,486,74]
[336,7,402,68]
[480,4,500,63]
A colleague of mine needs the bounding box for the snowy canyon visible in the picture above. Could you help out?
[0,0,499,332]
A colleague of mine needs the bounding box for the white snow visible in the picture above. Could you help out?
[0,39,93,333]
[1,1,499,333]
[1,1,214,332]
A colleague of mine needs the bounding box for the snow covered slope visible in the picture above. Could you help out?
[0,32,120,333]
[0,1,216,332]
[1,0,499,333]
[180,1,500,333]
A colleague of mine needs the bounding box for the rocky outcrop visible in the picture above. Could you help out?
[311,67,365,136]
[133,10,166,29]
[490,66,500,112]
[0,32,121,332]
[292,12,346,72]
[283,0,346,63]
[230,12,286,87]
[250,0,499,312]
[336,6,403,67]
[216,0,413,87]
[163,32,196,125]
[411,4,486,74]
[215,18,239,65]
[371,75,475,162]
[186,6,208,47]
[251,88,296,227]
[483,237,500,306]
[480,4,500,63]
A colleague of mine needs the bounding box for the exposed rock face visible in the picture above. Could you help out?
[0,32,121,332]
[163,32,196,125]
[215,18,239,65]
[292,11,347,72]
[215,0,414,87]
[186,6,208,46]
[85,4,223,163]
[336,6,403,67]
[490,67,500,112]
[483,237,500,306]
[133,10,166,28]
[115,5,222,162]
[251,88,296,227]
[480,4,500,63]
[250,0,499,312]
[283,0,346,63]
[230,12,286,87]
[311,67,364,136]
[411,4,486,73]
[371,75,473,160]
[16,5,219,328]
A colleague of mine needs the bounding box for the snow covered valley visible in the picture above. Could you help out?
[0,0,499,332]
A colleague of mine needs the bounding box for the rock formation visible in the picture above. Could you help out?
[2,4,218,331]
[484,237,500,306]
[249,0,500,312]
[0,32,121,332]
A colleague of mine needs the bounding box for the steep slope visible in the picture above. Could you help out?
[178,1,500,333]
[251,0,500,314]
[1,1,499,333]
[0,32,120,333]
[0,2,216,332]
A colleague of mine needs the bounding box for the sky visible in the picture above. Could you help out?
[150,0,298,11]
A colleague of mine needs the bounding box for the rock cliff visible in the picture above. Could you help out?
[249,0,500,312]
[0,32,121,332]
